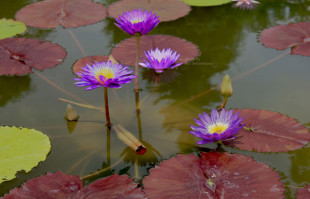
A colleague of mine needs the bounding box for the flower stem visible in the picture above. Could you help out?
[219,96,228,110]
[135,91,142,140]
[107,126,111,166]
[104,87,111,127]
[134,34,141,92]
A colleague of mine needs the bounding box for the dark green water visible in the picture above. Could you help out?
[0,0,310,198]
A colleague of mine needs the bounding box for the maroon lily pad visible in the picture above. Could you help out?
[16,0,107,28]
[223,109,310,152]
[1,171,144,199]
[111,35,200,66]
[143,152,284,199]
[259,22,310,56]
[108,0,191,22]
[297,184,310,199]
[0,38,66,75]
[73,55,109,75]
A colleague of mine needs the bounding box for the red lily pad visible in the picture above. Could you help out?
[0,38,66,75]
[259,22,310,56]
[16,0,107,28]
[143,152,284,198]
[111,35,200,66]
[108,0,191,22]
[297,184,310,199]
[223,109,310,152]
[73,55,109,75]
[2,171,144,199]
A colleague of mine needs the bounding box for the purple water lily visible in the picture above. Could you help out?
[74,61,136,90]
[115,8,160,35]
[139,48,182,73]
[190,109,244,144]
[232,0,260,9]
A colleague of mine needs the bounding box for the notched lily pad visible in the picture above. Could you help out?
[0,19,27,39]
[108,0,191,22]
[0,38,66,75]
[180,0,231,6]
[297,184,310,199]
[223,109,310,152]
[0,126,51,183]
[2,172,144,198]
[72,55,109,75]
[16,0,107,28]
[259,22,310,56]
[111,35,200,66]
[143,152,284,199]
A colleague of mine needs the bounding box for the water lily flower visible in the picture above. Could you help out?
[232,0,260,9]
[74,61,136,90]
[115,8,160,35]
[139,48,182,73]
[189,109,244,144]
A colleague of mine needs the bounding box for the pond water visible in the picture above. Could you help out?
[1,0,310,198]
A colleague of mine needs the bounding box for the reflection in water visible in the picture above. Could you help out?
[290,147,310,184]
[0,76,32,107]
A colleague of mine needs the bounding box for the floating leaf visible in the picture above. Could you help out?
[0,38,66,75]
[259,22,310,56]
[111,35,200,66]
[16,0,107,28]
[223,109,310,152]
[297,184,310,199]
[180,0,231,6]
[2,172,144,198]
[143,152,284,198]
[0,19,27,39]
[0,126,51,183]
[73,55,109,75]
[108,0,191,22]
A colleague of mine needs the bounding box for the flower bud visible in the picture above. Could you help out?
[220,74,233,97]
[65,104,79,121]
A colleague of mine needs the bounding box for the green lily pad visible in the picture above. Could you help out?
[180,0,231,6]
[0,126,51,183]
[0,19,27,39]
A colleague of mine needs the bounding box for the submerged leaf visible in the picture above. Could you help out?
[0,38,66,75]
[180,0,231,6]
[111,35,200,67]
[0,126,51,183]
[0,19,27,39]
[259,22,310,56]
[143,152,284,198]
[108,0,190,22]
[16,0,107,28]
[223,109,310,152]
[2,172,144,198]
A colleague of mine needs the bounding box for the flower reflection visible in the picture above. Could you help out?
[232,0,260,9]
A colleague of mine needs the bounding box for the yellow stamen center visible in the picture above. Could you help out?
[208,123,229,134]
[131,18,144,24]
[95,68,114,83]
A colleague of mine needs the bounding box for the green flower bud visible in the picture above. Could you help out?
[221,74,233,97]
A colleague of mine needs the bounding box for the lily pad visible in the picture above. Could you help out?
[2,172,144,198]
[0,19,27,39]
[180,0,231,6]
[0,38,66,75]
[223,109,310,152]
[297,184,310,199]
[111,35,200,66]
[259,22,310,56]
[143,152,284,198]
[0,126,51,183]
[108,0,191,22]
[72,55,109,75]
[16,0,107,28]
